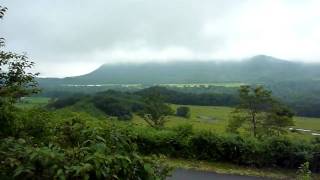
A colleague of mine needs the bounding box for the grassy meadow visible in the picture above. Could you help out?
[18,97,320,140]
[133,104,320,139]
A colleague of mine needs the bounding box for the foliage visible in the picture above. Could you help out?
[296,162,312,180]
[132,125,320,172]
[226,110,247,134]
[0,99,17,136]
[0,115,172,179]
[176,106,191,118]
[139,90,174,128]
[0,6,39,136]
[0,52,39,102]
[228,86,294,137]
[262,104,294,136]
[47,94,87,109]
[133,126,190,157]
[93,96,133,120]
[0,7,171,179]
[0,137,171,180]
[14,108,52,139]
[137,86,239,107]
[47,90,146,120]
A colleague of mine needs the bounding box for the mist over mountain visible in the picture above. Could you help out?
[38,55,320,86]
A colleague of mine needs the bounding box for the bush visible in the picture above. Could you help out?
[0,99,16,137]
[189,131,223,160]
[171,124,193,138]
[14,108,52,140]
[310,144,320,172]
[134,127,181,156]
[261,137,312,168]
[176,106,191,118]
[0,123,172,179]
[296,162,312,180]
[131,126,319,172]
[188,132,260,164]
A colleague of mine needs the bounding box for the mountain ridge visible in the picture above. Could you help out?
[38,55,320,86]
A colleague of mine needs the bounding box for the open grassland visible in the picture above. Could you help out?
[19,97,320,139]
[132,105,232,134]
[133,104,320,139]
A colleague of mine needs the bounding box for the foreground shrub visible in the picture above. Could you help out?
[134,127,181,156]
[0,136,171,179]
[296,162,312,180]
[261,137,312,168]
[0,99,17,137]
[131,126,319,172]
[0,117,171,179]
[310,143,320,172]
[14,108,52,140]
[188,132,260,165]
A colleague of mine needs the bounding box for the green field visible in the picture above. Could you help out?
[18,97,320,139]
[16,97,50,109]
[133,104,320,139]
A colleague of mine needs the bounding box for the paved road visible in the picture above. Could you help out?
[167,169,269,180]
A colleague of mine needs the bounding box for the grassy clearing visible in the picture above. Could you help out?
[132,105,232,133]
[16,97,50,109]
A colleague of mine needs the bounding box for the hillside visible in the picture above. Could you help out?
[38,55,320,86]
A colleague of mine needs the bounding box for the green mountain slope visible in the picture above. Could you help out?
[38,55,320,85]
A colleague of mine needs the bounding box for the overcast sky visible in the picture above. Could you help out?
[1,0,320,77]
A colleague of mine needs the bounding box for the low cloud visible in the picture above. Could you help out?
[1,0,320,77]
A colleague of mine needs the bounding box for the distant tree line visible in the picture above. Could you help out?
[47,85,320,118]
[136,86,239,106]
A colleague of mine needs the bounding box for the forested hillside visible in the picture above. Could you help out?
[38,55,320,86]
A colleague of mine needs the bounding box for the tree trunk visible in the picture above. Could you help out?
[252,113,257,137]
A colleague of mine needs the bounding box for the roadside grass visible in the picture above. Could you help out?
[162,157,320,180]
